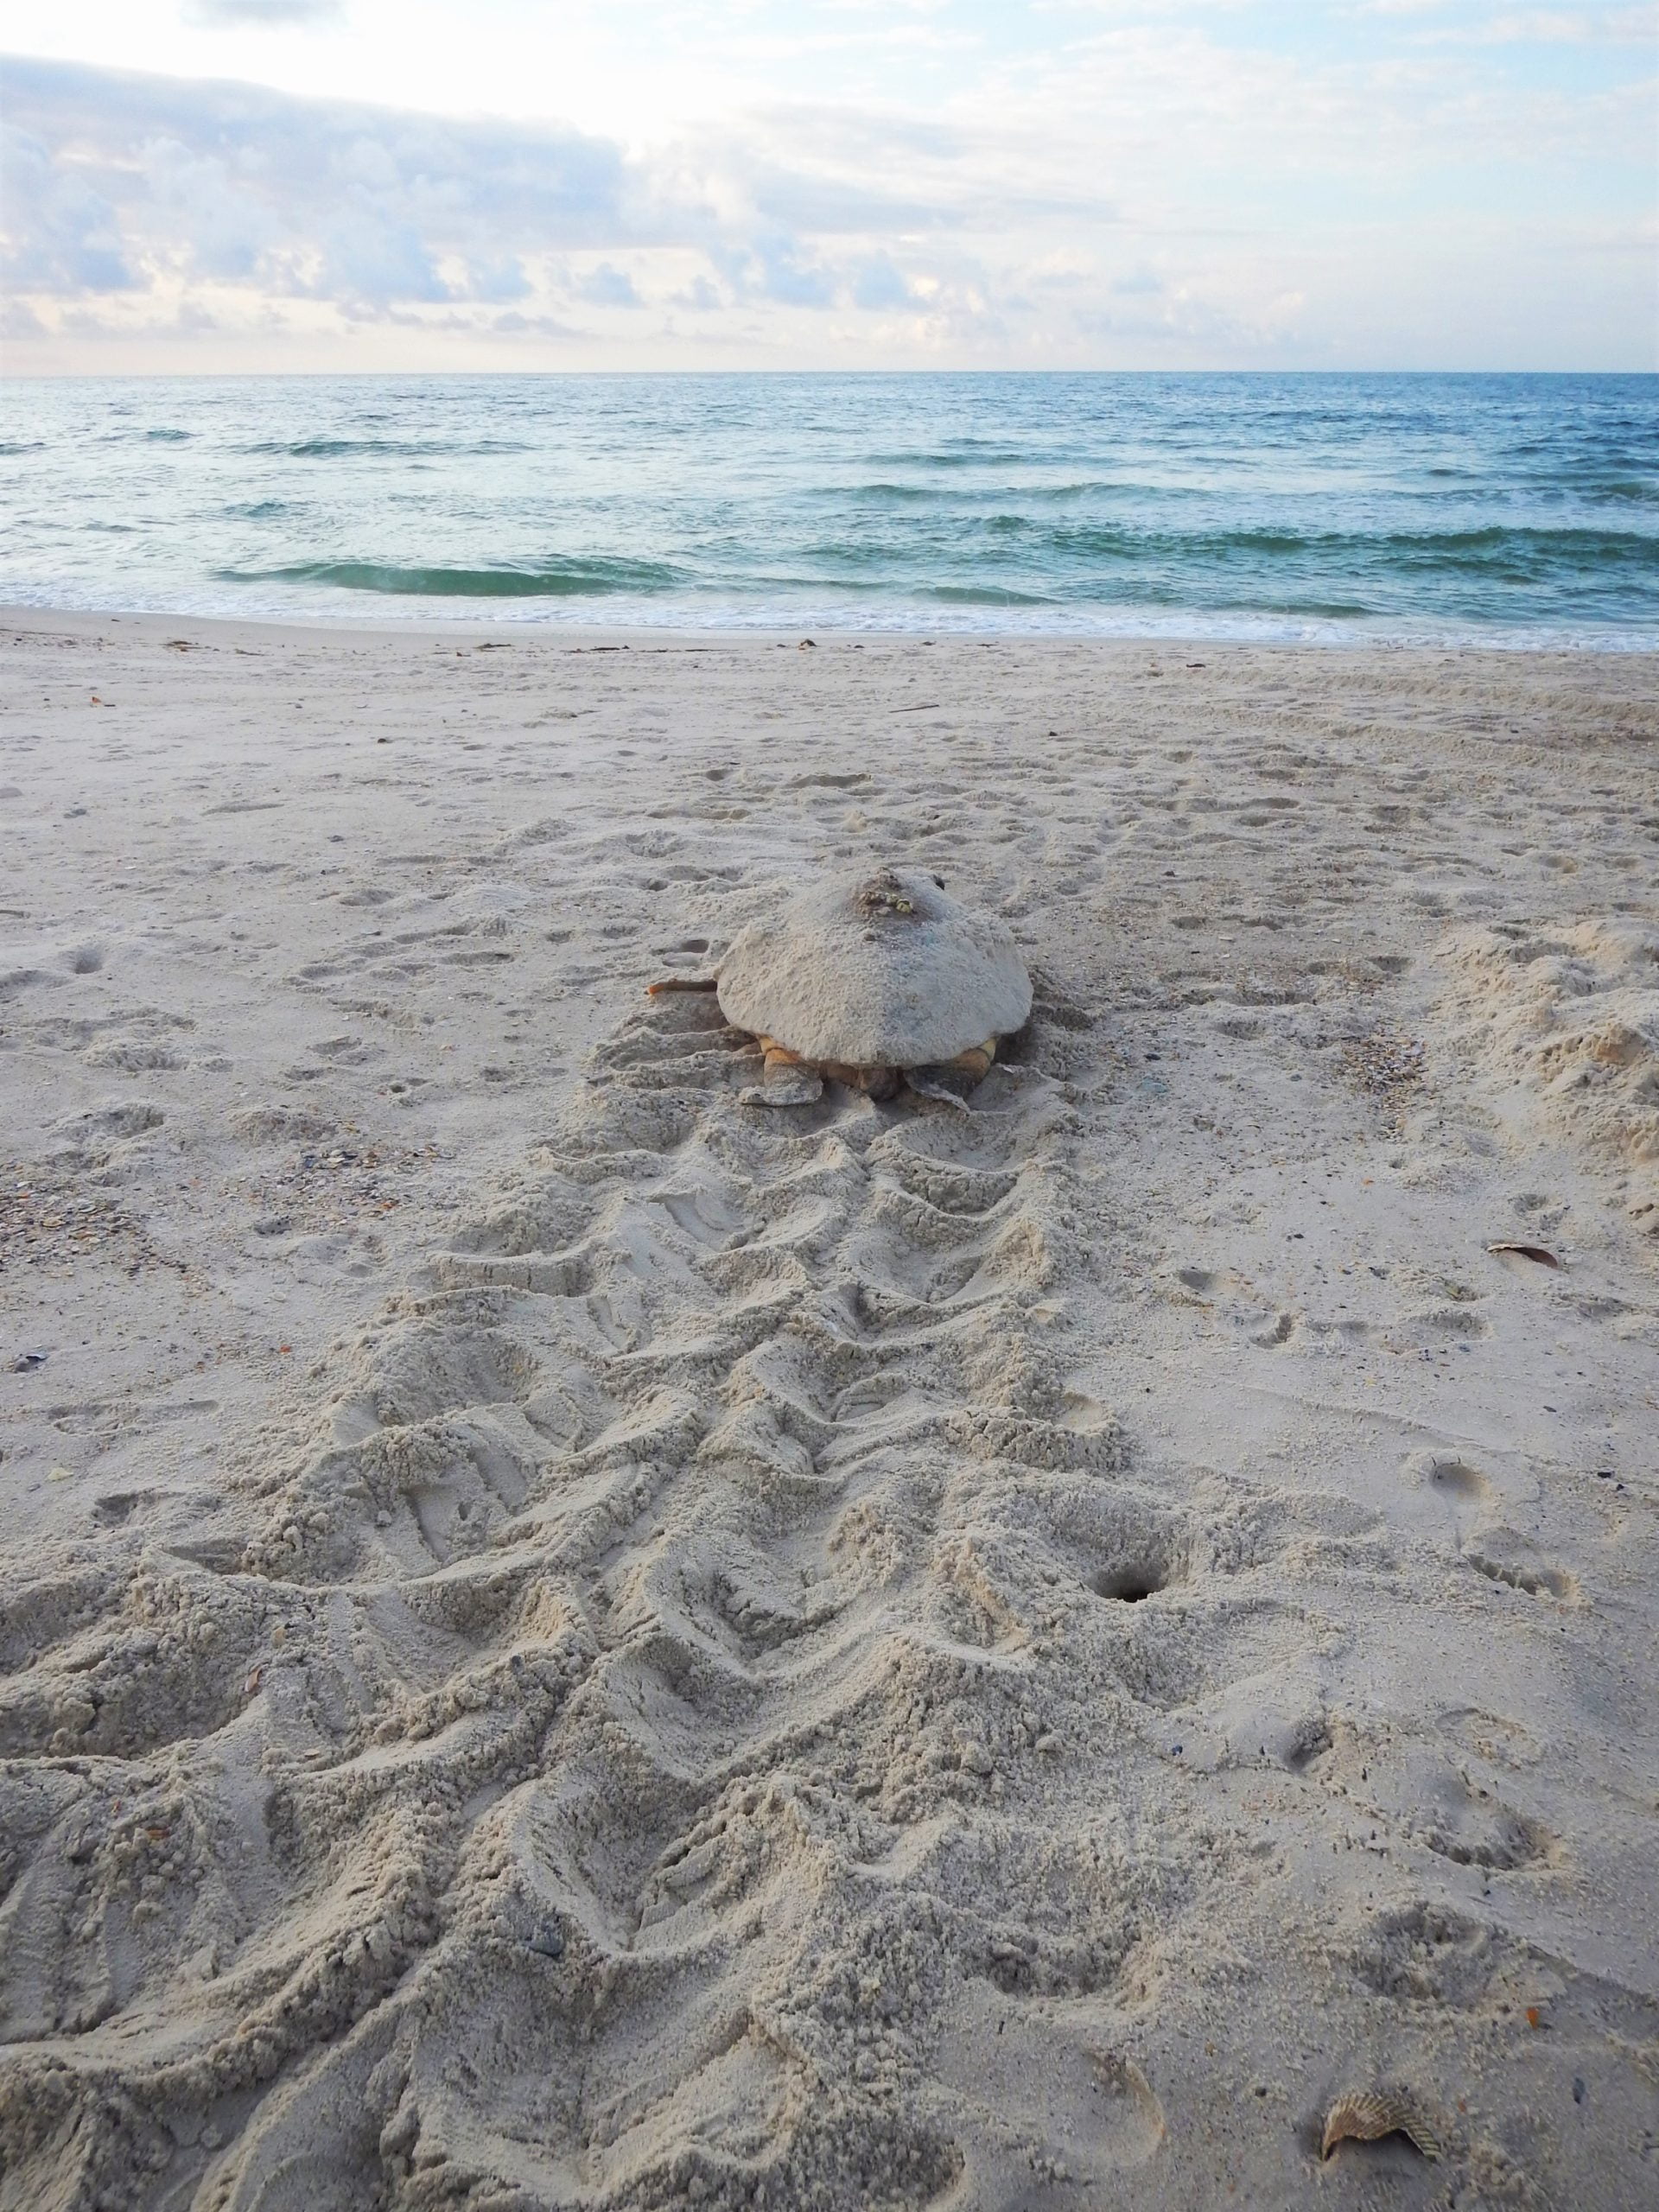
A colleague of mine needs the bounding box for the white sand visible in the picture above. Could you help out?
[1,610,1656,2211]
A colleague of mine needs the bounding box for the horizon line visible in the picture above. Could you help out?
[5,365,1656,384]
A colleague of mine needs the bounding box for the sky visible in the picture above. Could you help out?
[2,1,1655,374]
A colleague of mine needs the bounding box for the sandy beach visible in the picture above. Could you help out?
[1,609,1656,2210]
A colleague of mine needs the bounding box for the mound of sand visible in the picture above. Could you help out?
[1439,919,1659,1237]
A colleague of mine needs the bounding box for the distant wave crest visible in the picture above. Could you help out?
[923,583,1058,607]
[215,557,684,598]
[241,437,533,459]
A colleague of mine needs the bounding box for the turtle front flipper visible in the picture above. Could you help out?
[646,977,719,996]
[740,1036,824,1108]
[906,1038,997,1107]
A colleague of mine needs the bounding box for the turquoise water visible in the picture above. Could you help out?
[3,373,1656,644]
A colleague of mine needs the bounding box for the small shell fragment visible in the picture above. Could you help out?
[1487,1242,1562,1269]
[1320,2090,1441,2163]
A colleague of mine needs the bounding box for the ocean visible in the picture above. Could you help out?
[3,372,1655,645]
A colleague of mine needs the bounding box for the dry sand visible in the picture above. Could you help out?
[1,610,1656,2212]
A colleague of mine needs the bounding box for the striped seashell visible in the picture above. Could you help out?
[1321,2089,1442,2163]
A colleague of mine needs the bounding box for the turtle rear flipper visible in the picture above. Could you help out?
[906,1039,996,1107]
[851,1065,902,1103]
[741,1038,824,1108]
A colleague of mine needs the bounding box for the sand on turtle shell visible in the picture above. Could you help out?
[714,866,1033,1069]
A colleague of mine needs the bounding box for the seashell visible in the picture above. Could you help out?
[1487,1242,1562,1269]
[1320,2089,1441,2163]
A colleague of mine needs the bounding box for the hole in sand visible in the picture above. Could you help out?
[1090,1562,1166,1605]
[93,1491,149,1527]
[1403,1450,1491,1501]
[1284,1721,1333,1774]
[1426,1457,1486,1498]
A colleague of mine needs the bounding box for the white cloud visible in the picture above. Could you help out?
[572,260,642,306]
[852,253,923,308]
[1,296,51,337]
[1414,3,1659,40]
[184,2,344,23]
[140,133,282,280]
[2,124,137,292]
[1,56,637,316]
[0,9,1653,370]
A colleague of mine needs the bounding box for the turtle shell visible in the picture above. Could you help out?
[715,868,1032,1069]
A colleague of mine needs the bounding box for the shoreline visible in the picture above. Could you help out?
[7,601,1657,658]
[2,614,1656,2206]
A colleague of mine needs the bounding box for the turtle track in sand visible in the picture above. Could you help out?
[0,986,1154,2209]
[3,980,1656,2212]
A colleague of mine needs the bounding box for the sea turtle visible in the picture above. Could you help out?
[648,867,1032,1106]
